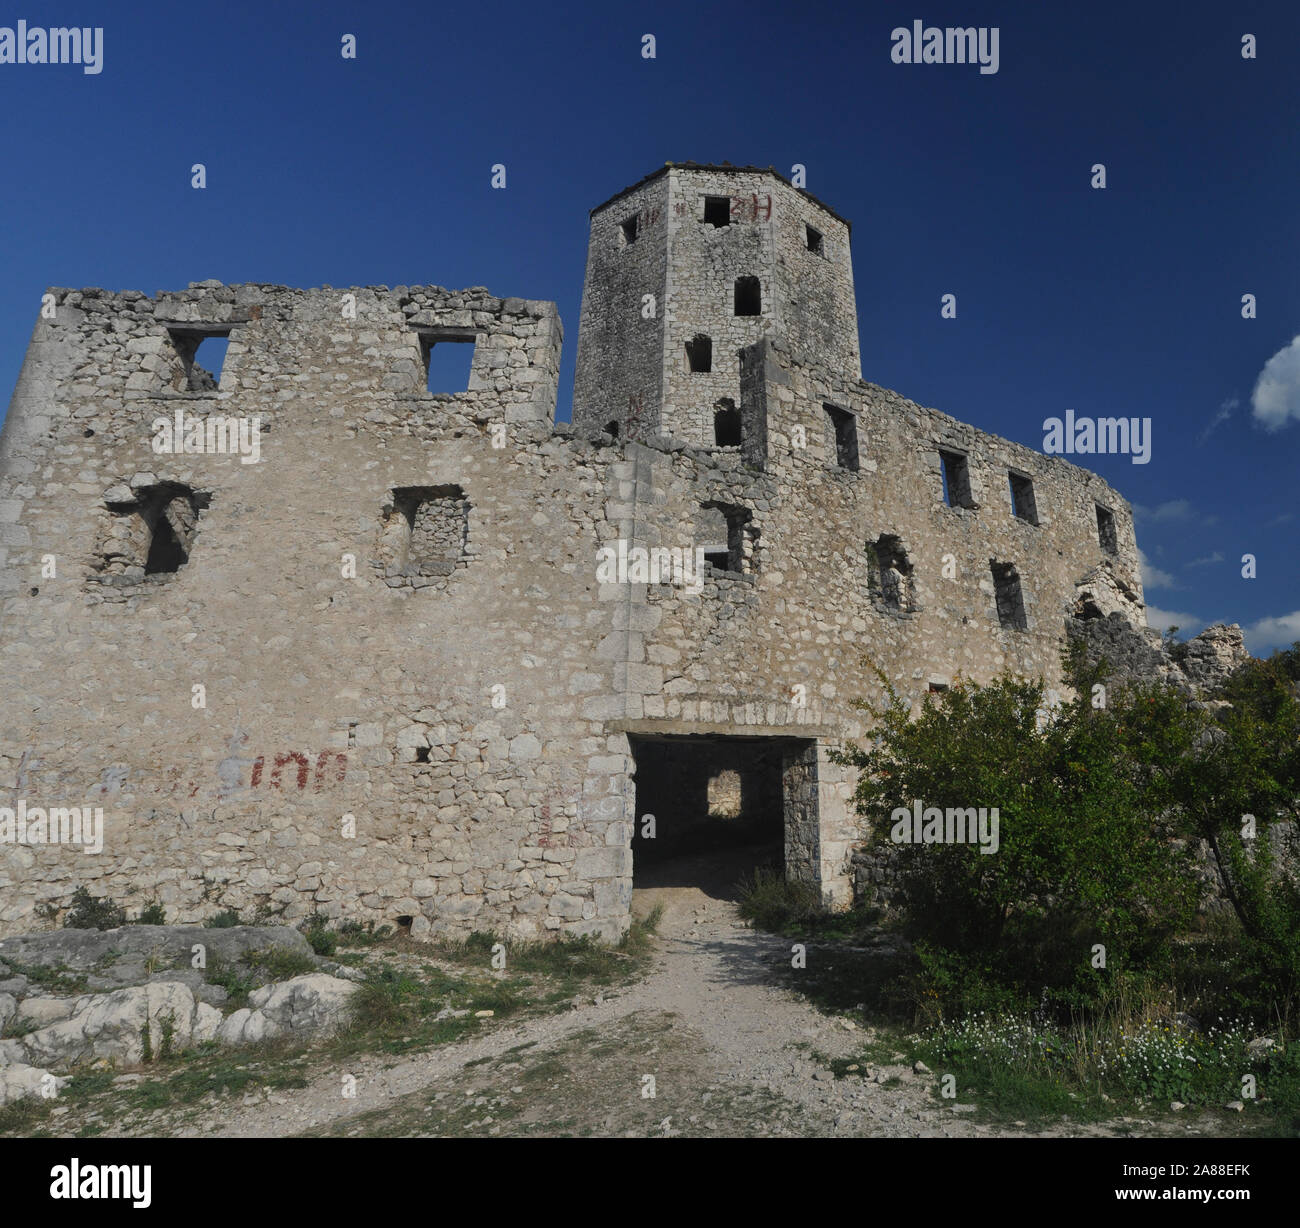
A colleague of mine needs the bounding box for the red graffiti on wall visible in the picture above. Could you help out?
[249,750,348,791]
[732,194,771,223]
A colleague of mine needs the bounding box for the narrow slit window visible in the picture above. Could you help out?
[824,404,859,471]
[992,561,1027,631]
[1096,504,1118,554]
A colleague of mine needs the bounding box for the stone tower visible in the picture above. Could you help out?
[572,163,861,448]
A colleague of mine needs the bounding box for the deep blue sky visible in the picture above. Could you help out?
[2,1,1297,651]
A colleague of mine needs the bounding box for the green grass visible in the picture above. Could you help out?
[3,960,91,995]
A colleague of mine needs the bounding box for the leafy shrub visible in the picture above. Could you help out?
[64,887,126,931]
[203,909,243,929]
[302,916,337,957]
[135,901,166,926]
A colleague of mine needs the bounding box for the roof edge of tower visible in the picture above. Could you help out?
[588,163,852,232]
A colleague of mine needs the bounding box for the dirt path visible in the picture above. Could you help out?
[137,884,1222,1138]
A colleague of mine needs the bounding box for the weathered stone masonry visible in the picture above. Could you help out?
[1,164,1144,940]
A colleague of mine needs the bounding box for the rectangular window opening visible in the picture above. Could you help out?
[703,195,731,227]
[734,276,761,317]
[1096,504,1118,554]
[1009,472,1038,524]
[420,332,476,395]
[620,216,639,245]
[939,449,973,508]
[992,561,1028,631]
[685,334,713,373]
[169,328,232,393]
[824,404,859,471]
[696,501,752,576]
[805,223,824,254]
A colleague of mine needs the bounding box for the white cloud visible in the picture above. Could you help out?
[1199,396,1238,444]
[1251,335,1300,431]
[1243,610,1300,654]
[1133,499,1194,524]
[1138,547,1177,590]
[1143,606,1203,635]
[1185,551,1224,568]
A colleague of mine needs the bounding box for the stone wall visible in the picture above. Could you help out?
[1,172,1159,941]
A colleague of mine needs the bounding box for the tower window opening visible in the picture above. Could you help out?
[734,276,761,317]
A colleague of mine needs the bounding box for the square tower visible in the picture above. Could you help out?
[572,163,861,448]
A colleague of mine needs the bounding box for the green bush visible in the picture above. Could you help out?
[64,887,126,931]
[302,916,337,957]
[135,901,166,926]
[203,909,243,929]
[834,660,1197,992]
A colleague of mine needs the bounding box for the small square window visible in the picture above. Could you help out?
[704,196,731,227]
[419,332,476,394]
[805,224,824,254]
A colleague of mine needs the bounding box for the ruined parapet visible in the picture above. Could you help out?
[1068,610,1251,695]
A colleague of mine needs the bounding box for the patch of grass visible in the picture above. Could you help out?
[737,869,882,942]
[4,960,90,995]
[204,909,244,929]
[335,920,394,948]
[202,956,256,1008]
[245,947,317,982]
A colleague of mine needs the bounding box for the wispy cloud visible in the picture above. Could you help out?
[1251,335,1300,431]
[1133,499,1194,525]
[1185,551,1224,568]
[1144,605,1203,635]
[1138,547,1177,590]
[1199,396,1238,444]
[1243,609,1300,654]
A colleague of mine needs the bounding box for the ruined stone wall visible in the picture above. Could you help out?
[0,203,1151,938]
[0,283,637,941]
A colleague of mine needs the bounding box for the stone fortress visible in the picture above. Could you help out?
[1,162,1162,941]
